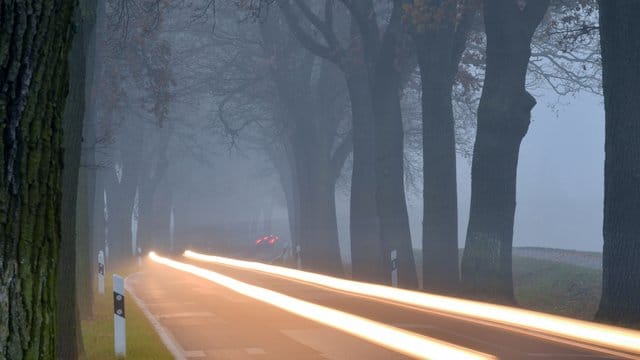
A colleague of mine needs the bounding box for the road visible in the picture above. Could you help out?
[127,254,639,360]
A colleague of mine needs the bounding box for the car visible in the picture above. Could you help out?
[255,234,279,246]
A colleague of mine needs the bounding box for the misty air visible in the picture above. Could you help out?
[1,0,640,359]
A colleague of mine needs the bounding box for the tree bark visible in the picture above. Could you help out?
[76,0,106,320]
[409,0,475,294]
[415,32,459,293]
[595,0,640,327]
[75,163,93,319]
[275,3,419,283]
[370,8,418,288]
[460,0,548,303]
[261,16,344,274]
[0,1,76,358]
[345,65,385,282]
[137,130,170,254]
[57,0,97,356]
[286,74,343,273]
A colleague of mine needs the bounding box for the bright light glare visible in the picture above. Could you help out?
[184,250,640,356]
[149,252,493,360]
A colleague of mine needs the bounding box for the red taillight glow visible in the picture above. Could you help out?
[256,235,278,245]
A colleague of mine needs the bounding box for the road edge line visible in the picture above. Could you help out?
[125,272,187,360]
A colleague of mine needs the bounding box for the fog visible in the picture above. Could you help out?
[326,90,605,257]
[158,85,607,258]
[85,0,607,289]
[12,1,640,358]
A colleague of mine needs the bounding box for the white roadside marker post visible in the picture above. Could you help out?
[137,247,142,268]
[113,274,126,357]
[391,249,398,288]
[296,245,302,270]
[98,251,105,295]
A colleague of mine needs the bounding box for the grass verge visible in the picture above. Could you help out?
[513,256,601,320]
[81,262,174,360]
[414,249,601,320]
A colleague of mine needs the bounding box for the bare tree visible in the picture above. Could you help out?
[460,0,550,303]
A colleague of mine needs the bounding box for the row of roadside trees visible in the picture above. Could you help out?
[1,0,639,358]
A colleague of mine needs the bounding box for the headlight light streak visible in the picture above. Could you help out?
[149,252,494,360]
[183,250,640,357]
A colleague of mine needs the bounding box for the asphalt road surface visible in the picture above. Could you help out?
[126,256,638,360]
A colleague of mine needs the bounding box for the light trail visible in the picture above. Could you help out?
[184,250,640,356]
[149,252,494,360]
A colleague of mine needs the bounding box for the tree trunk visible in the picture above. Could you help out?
[261,17,344,275]
[460,0,548,303]
[0,1,76,358]
[57,1,94,356]
[269,142,300,261]
[415,31,460,293]
[290,116,343,274]
[595,0,640,327]
[75,164,93,319]
[370,9,418,288]
[137,130,170,254]
[344,66,385,282]
[77,0,105,320]
[105,157,139,266]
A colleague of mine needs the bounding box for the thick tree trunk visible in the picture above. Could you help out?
[77,0,105,320]
[0,1,76,358]
[290,118,343,274]
[75,165,93,319]
[345,67,385,282]
[269,142,300,261]
[595,0,640,327]
[370,11,418,288]
[284,176,300,260]
[57,2,93,357]
[415,32,459,293]
[76,97,96,320]
[460,0,547,303]
[261,17,344,275]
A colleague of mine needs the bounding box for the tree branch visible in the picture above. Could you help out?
[277,0,338,61]
[450,0,478,76]
[523,0,551,36]
[292,0,342,51]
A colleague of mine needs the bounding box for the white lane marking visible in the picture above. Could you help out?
[245,347,266,355]
[146,301,197,306]
[156,312,214,319]
[125,272,187,360]
[184,350,207,358]
[391,323,436,329]
[526,354,618,359]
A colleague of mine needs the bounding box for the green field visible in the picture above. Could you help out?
[414,249,602,320]
[81,264,173,360]
[514,256,601,320]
